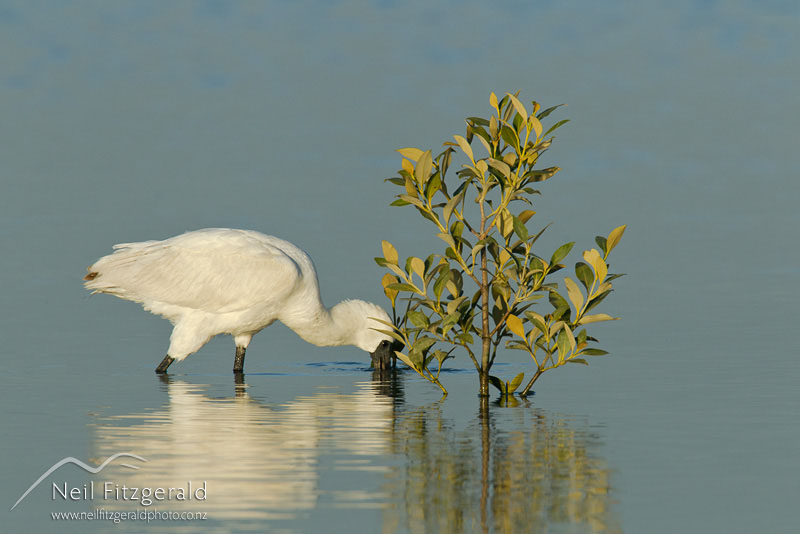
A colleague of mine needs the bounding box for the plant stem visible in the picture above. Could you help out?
[519,367,543,397]
[479,187,491,397]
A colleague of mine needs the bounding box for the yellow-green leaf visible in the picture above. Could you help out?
[563,277,584,313]
[436,232,457,250]
[395,351,418,371]
[489,91,498,110]
[475,133,492,156]
[415,150,433,185]
[381,273,399,306]
[577,313,618,325]
[606,224,627,256]
[563,323,576,352]
[397,147,424,161]
[594,255,608,282]
[506,314,526,338]
[518,209,536,224]
[404,175,418,197]
[506,92,528,122]
[382,240,399,265]
[487,158,511,178]
[409,257,425,280]
[583,248,607,280]
[528,116,543,139]
[453,135,474,162]
[497,209,514,238]
[498,248,511,266]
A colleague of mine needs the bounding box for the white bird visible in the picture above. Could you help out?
[84,228,396,374]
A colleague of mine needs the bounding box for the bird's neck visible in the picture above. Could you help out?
[280,301,356,348]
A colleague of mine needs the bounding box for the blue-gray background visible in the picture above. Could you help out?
[1,1,798,533]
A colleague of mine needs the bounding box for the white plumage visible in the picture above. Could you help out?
[84,228,394,373]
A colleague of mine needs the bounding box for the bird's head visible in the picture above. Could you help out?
[332,300,402,365]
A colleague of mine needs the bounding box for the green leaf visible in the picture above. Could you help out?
[506,314,526,338]
[387,282,418,293]
[443,190,464,225]
[563,277,584,313]
[542,119,570,138]
[568,358,589,365]
[490,92,498,109]
[407,310,429,328]
[550,242,575,266]
[425,172,441,203]
[524,311,548,337]
[397,147,424,161]
[500,124,519,150]
[433,268,451,302]
[575,262,593,291]
[432,350,451,365]
[536,104,564,120]
[489,375,507,394]
[381,240,399,264]
[556,328,571,363]
[512,215,529,241]
[523,167,560,182]
[584,289,612,313]
[549,289,569,312]
[580,348,609,356]
[455,333,474,345]
[576,328,587,345]
[453,135,474,162]
[442,310,461,327]
[594,236,607,255]
[507,372,525,393]
[412,336,436,353]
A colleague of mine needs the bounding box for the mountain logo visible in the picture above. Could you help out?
[10,453,147,511]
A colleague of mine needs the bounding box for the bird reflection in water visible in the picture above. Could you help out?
[90,371,618,533]
[90,373,398,525]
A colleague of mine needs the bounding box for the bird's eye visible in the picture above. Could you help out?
[381,340,390,348]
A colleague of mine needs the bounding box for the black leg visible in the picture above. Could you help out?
[155,355,175,374]
[233,346,246,374]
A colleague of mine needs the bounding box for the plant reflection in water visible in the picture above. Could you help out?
[90,369,618,533]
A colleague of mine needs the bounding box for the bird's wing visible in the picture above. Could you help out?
[86,231,303,313]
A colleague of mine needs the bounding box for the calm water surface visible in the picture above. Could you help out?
[2,1,799,533]
[5,364,623,534]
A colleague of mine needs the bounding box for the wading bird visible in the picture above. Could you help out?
[84,228,397,374]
